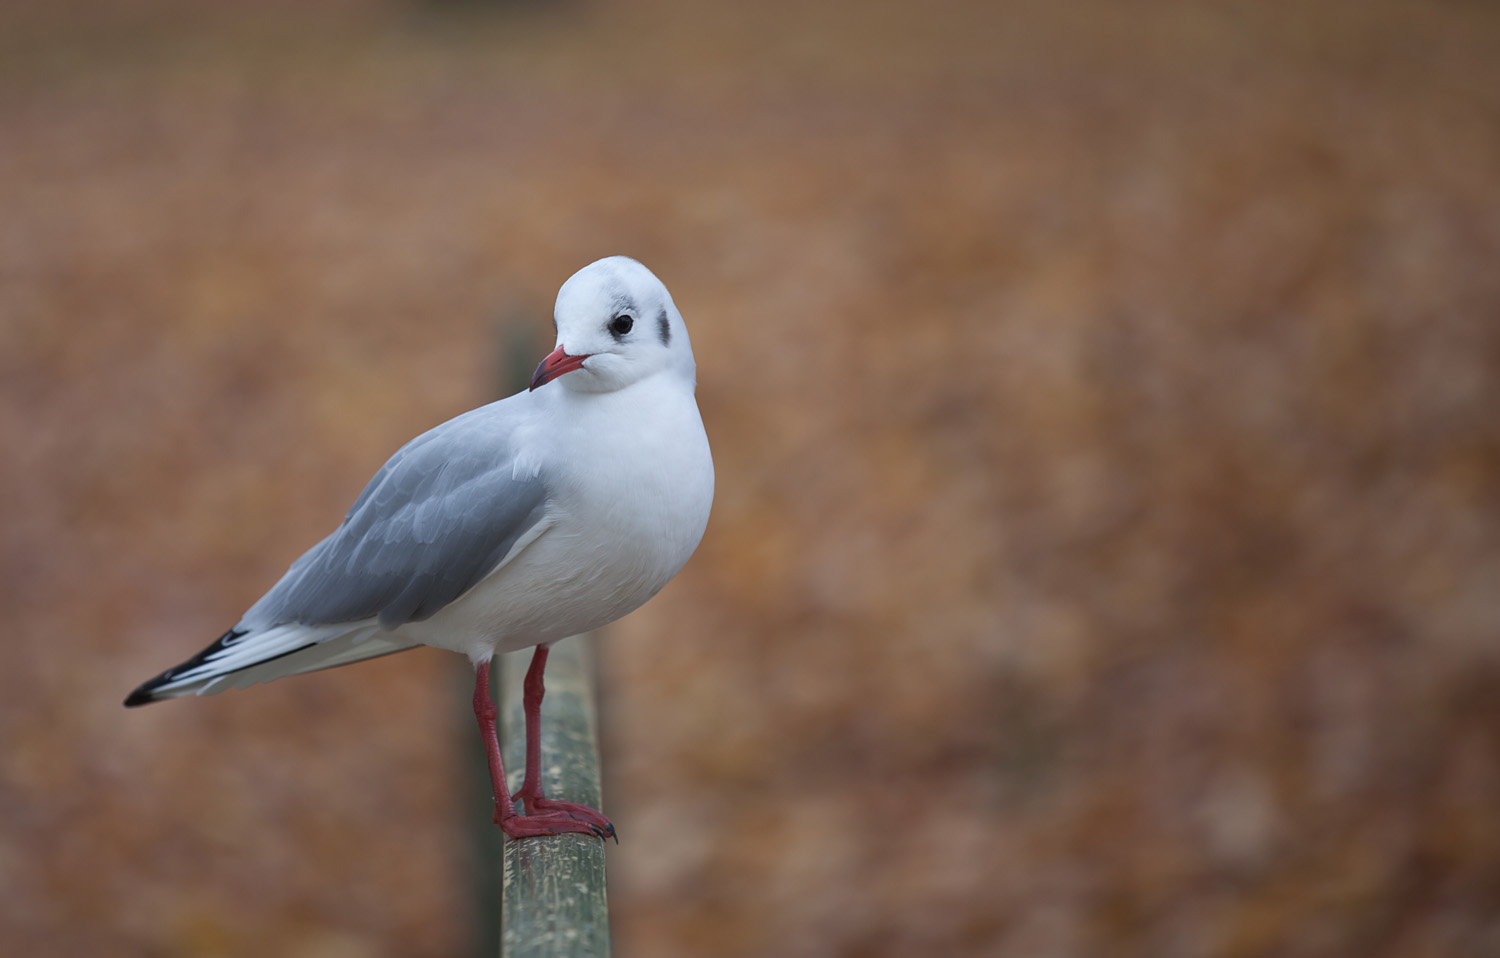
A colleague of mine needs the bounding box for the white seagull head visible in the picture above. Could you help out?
[531,256,696,394]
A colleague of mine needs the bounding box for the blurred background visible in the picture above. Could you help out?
[3,0,1499,955]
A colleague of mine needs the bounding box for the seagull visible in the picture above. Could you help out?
[125,256,714,840]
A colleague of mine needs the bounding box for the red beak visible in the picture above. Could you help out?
[529,346,590,391]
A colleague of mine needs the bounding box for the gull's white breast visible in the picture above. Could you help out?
[399,374,714,661]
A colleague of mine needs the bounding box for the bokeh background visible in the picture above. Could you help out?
[4,0,1499,955]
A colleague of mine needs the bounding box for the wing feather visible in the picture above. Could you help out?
[243,401,549,632]
[126,399,551,705]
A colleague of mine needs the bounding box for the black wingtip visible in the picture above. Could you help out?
[123,662,179,707]
[123,627,249,709]
[122,685,158,708]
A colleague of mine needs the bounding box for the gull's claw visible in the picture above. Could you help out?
[495,807,611,840]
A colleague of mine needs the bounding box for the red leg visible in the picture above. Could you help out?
[517,644,548,810]
[472,659,607,840]
[511,645,617,840]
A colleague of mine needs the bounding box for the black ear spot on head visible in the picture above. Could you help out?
[657,308,671,346]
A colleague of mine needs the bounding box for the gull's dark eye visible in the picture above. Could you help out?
[608,314,634,338]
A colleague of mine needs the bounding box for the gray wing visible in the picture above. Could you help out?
[243,402,549,632]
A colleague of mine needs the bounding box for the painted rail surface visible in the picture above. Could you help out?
[497,637,611,958]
